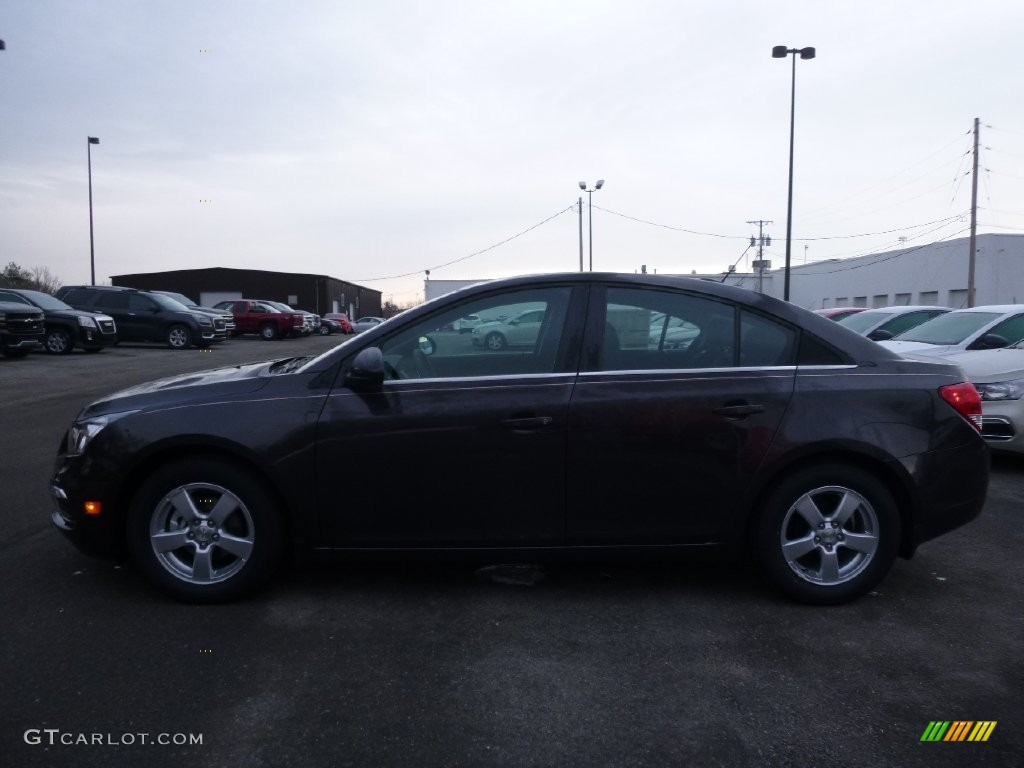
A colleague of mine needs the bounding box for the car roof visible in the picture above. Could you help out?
[948,305,1024,314]
[856,305,952,313]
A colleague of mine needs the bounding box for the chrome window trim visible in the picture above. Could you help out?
[579,365,800,377]
[382,372,577,386]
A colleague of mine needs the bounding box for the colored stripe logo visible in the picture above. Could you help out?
[921,721,996,742]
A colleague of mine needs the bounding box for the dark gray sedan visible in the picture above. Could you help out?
[50,273,988,605]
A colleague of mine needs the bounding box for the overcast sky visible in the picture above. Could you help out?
[2,0,1023,305]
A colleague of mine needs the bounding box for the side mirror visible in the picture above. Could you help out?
[868,329,894,341]
[974,333,1009,350]
[346,347,385,390]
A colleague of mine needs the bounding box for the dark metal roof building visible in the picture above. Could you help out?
[112,267,381,318]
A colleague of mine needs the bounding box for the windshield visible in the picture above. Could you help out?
[160,291,197,307]
[894,311,1000,345]
[150,293,191,311]
[16,290,73,311]
[837,310,894,333]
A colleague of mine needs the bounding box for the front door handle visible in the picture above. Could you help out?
[500,416,554,431]
[712,403,765,419]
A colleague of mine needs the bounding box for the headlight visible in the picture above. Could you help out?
[77,315,98,328]
[65,411,138,455]
[975,378,1024,401]
[197,316,212,326]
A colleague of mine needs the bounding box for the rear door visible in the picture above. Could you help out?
[566,284,797,545]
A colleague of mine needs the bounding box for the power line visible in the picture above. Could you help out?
[794,227,973,275]
[353,205,575,282]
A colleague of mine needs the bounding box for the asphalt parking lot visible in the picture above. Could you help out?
[1,336,1022,768]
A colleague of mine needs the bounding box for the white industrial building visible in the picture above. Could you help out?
[425,234,1024,311]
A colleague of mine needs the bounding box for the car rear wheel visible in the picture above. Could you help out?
[755,464,900,605]
[127,458,283,602]
[259,323,278,341]
[45,329,74,355]
[485,331,507,351]
[319,325,331,335]
[166,324,191,349]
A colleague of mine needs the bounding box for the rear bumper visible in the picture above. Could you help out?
[904,440,989,555]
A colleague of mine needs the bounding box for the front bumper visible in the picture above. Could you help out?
[979,400,1024,454]
[50,452,127,560]
[3,337,44,352]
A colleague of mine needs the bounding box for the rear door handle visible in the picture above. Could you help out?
[712,403,765,419]
[500,416,554,431]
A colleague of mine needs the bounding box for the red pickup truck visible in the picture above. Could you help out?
[213,300,304,340]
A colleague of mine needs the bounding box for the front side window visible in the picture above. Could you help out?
[128,294,157,312]
[94,292,129,310]
[377,287,572,380]
[986,314,1024,346]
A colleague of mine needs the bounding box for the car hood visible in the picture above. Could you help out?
[877,340,956,356]
[940,348,1024,383]
[80,360,275,418]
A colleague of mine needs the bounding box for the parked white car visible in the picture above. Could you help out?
[941,343,1024,454]
[878,305,1024,357]
[471,309,545,350]
[836,305,950,341]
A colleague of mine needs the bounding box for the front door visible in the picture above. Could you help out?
[316,285,583,547]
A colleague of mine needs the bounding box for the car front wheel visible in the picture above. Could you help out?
[45,329,74,355]
[127,458,283,602]
[166,324,191,349]
[755,464,900,605]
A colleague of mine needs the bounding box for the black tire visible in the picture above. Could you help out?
[754,464,900,605]
[318,325,331,336]
[484,331,507,351]
[259,323,279,341]
[166,324,191,349]
[126,458,284,603]
[45,329,74,355]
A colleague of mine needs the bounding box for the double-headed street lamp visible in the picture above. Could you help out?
[578,179,604,271]
[87,137,100,285]
[772,45,815,302]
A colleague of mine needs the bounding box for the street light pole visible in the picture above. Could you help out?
[577,196,584,272]
[87,137,100,285]
[772,45,815,302]
[578,179,604,271]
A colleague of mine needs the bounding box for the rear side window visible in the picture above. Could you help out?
[739,311,797,366]
[797,334,847,365]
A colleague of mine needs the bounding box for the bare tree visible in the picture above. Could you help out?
[30,265,62,294]
[0,262,63,292]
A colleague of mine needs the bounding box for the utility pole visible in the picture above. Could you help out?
[747,219,773,293]
[967,117,980,308]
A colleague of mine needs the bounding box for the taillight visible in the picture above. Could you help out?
[939,382,983,432]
